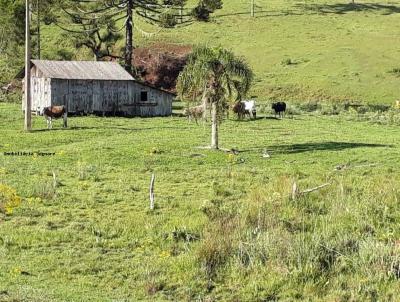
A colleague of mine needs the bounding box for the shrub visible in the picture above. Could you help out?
[192,0,222,21]
[298,101,322,112]
[0,184,22,215]
[281,58,293,66]
[368,104,391,112]
[285,105,301,116]
[192,5,211,21]
[388,68,400,77]
[159,12,177,28]
[0,91,22,103]
[356,105,369,114]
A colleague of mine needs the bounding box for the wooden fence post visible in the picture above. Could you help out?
[149,173,155,210]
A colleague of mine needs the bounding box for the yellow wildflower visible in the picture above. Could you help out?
[0,184,22,215]
[159,251,171,258]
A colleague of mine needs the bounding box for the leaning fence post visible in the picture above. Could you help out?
[291,181,299,201]
[149,173,155,210]
[52,170,57,189]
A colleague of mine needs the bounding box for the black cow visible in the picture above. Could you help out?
[272,102,286,118]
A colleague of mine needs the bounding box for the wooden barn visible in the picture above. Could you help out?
[22,60,174,117]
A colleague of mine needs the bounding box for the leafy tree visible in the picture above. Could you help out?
[177,46,253,150]
[0,0,26,47]
[0,0,26,83]
[58,0,221,74]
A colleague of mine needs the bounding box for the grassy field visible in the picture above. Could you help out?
[1,103,400,301]
[30,0,399,105]
[2,0,400,300]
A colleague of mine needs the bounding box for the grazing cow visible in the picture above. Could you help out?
[243,100,257,119]
[42,105,68,129]
[272,102,286,118]
[183,105,204,124]
[233,100,257,120]
[232,101,245,119]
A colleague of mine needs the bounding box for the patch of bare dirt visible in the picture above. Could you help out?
[133,43,192,93]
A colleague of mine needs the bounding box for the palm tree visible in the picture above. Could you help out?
[177,46,253,150]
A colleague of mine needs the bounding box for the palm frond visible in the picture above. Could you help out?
[177,45,254,106]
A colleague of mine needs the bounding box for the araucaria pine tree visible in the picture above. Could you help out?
[56,0,221,74]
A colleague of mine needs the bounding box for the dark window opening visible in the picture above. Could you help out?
[141,91,148,102]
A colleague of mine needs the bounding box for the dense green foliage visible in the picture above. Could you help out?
[178,46,253,148]
[0,0,26,83]
[1,103,400,301]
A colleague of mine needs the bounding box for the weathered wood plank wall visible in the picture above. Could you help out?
[29,77,173,117]
[25,62,173,117]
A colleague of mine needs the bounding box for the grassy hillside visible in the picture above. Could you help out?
[30,0,400,104]
[1,104,400,301]
[3,0,400,104]
[147,0,400,104]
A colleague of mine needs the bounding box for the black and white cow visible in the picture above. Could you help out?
[233,100,257,120]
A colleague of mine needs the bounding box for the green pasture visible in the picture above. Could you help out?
[1,103,400,301]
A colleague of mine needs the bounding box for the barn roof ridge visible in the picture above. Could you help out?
[31,59,134,81]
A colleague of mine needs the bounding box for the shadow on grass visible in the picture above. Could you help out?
[215,9,305,19]
[268,141,392,154]
[297,2,400,15]
[235,141,391,154]
[215,2,400,19]
[31,125,185,132]
[264,116,282,120]
[229,117,265,122]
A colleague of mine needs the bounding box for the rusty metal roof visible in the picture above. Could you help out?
[31,60,134,81]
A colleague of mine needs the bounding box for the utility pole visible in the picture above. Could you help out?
[251,0,255,17]
[24,0,32,131]
[37,0,40,59]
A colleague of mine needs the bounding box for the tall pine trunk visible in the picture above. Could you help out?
[211,102,218,149]
[125,0,133,74]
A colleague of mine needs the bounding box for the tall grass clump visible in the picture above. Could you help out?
[195,173,400,300]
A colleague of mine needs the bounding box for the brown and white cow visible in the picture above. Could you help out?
[41,106,68,129]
